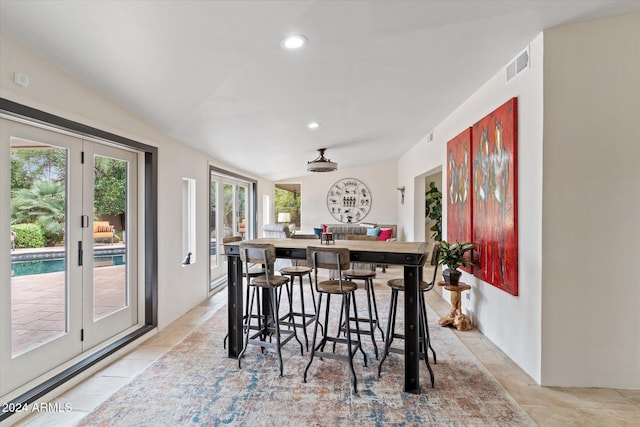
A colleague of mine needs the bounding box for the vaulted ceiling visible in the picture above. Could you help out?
[2,1,639,180]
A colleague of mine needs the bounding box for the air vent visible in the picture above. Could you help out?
[516,49,529,73]
[506,46,530,83]
[506,62,516,81]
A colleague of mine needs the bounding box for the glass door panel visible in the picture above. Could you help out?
[10,141,69,355]
[237,185,247,238]
[210,177,218,275]
[223,183,233,239]
[92,155,128,320]
[82,143,137,349]
[1,118,83,397]
[209,172,250,291]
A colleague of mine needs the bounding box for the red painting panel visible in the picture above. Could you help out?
[446,128,473,273]
[472,98,518,295]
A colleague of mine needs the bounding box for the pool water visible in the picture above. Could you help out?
[11,255,125,277]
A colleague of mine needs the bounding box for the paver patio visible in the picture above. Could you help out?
[10,245,127,356]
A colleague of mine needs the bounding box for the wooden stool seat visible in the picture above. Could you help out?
[344,269,376,278]
[279,265,312,275]
[387,278,431,292]
[250,275,289,287]
[317,279,358,294]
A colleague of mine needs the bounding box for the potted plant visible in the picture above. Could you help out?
[425,181,442,241]
[438,240,474,286]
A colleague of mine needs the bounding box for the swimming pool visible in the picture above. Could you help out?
[11,255,126,277]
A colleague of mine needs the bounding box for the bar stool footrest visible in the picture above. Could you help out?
[246,327,299,350]
[340,317,379,336]
[313,337,363,362]
[279,312,316,328]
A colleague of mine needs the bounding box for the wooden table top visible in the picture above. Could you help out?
[224,238,429,266]
[225,237,426,254]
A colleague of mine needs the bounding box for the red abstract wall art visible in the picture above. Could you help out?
[472,97,518,295]
[446,127,473,273]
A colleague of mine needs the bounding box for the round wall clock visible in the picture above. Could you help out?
[326,178,372,223]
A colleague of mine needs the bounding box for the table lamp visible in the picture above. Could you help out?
[277,212,293,231]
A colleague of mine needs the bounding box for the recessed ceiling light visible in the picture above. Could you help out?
[308,121,321,129]
[281,34,308,50]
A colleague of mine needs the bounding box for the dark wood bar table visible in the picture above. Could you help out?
[224,238,429,394]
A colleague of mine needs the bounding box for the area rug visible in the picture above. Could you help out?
[79,288,533,426]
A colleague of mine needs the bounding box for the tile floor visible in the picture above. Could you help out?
[10,266,640,426]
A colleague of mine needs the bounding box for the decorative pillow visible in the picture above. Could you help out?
[366,227,380,237]
[378,228,393,241]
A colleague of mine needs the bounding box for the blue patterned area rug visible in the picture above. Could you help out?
[79,294,533,426]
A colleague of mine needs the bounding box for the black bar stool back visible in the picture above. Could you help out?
[238,243,303,376]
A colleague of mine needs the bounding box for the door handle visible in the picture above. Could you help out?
[78,241,83,266]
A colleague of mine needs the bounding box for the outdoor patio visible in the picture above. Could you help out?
[10,244,127,356]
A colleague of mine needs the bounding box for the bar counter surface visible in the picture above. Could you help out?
[224,237,429,394]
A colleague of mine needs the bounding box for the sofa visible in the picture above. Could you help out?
[325,223,397,241]
[261,223,291,238]
[323,223,397,272]
[93,221,115,244]
[261,224,292,270]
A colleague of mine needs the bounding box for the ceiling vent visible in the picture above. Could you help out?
[506,46,530,83]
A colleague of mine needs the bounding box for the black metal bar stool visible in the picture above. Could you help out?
[378,243,440,387]
[303,246,367,393]
[336,235,384,359]
[279,263,317,351]
[222,236,265,350]
[238,243,303,376]
[342,266,384,359]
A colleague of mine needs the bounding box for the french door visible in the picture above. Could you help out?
[0,118,139,397]
[209,171,249,291]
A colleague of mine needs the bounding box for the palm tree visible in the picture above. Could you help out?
[11,180,65,245]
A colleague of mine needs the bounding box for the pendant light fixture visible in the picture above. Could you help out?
[307,148,337,172]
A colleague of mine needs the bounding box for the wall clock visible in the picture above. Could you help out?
[326,178,372,223]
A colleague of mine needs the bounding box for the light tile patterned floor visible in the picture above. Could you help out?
[11,265,640,426]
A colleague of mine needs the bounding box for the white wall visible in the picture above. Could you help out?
[399,13,640,389]
[399,33,545,383]
[541,13,640,388]
[0,32,272,330]
[283,159,399,235]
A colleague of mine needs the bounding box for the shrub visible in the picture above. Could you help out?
[12,223,46,249]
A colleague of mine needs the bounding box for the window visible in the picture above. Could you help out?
[274,183,300,231]
[182,177,196,264]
